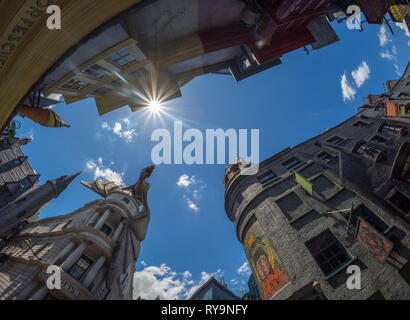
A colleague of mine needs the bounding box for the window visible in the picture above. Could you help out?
[390,191,410,213]
[370,135,388,144]
[61,79,89,91]
[380,124,404,135]
[100,224,112,237]
[282,157,304,171]
[122,197,130,204]
[355,143,383,160]
[83,64,109,79]
[349,205,389,233]
[257,170,278,185]
[316,151,334,162]
[18,177,32,191]
[327,136,345,145]
[107,48,135,67]
[306,230,351,277]
[353,121,369,128]
[68,255,93,281]
[92,86,110,96]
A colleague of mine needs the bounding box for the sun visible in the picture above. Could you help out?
[148,100,162,113]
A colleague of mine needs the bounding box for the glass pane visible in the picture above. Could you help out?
[108,53,119,61]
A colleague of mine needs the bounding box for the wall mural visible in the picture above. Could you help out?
[243,216,289,299]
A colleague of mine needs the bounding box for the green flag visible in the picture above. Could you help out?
[293,171,313,195]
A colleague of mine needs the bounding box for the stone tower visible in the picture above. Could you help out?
[0,166,154,300]
[224,100,410,300]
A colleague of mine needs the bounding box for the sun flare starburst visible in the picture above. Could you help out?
[148,100,163,113]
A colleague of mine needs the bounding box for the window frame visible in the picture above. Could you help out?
[353,120,370,128]
[106,48,136,69]
[316,150,335,162]
[282,156,304,171]
[349,204,389,234]
[327,135,347,146]
[379,123,406,135]
[305,229,353,279]
[100,224,112,237]
[257,169,279,185]
[67,255,93,281]
[388,190,410,215]
[370,135,389,144]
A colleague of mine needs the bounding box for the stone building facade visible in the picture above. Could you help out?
[0,134,39,239]
[0,168,153,300]
[223,82,410,299]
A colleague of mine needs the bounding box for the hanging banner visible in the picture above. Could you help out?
[293,171,313,195]
[356,218,393,263]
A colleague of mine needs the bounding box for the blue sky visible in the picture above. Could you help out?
[16,19,409,299]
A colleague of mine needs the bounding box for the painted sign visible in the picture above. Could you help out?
[388,1,409,22]
[243,216,289,299]
[356,218,393,263]
[0,0,55,73]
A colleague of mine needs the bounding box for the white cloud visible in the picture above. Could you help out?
[46,93,63,109]
[351,61,370,88]
[341,73,357,103]
[378,25,390,47]
[185,197,199,213]
[177,175,206,213]
[237,262,251,275]
[396,21,410,38]
[185,269,224,299]
[177,174,196,187]
[101,119,138,143]
[133,263,223,300]
[381,50,395,61]
[85,157,124,186]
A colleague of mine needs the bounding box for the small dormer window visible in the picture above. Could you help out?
[316,151,334,162]
[122,197,130,204]
[83,64,109,79]
[257,170,278,185]
[282,157,304,171]
[327,136,346,146]
[107,48,135,67]
[370,135,388,144]
[380,124,405,135]
[353,121,369,128]
[355,143,384,161]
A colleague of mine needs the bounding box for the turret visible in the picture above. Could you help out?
[0,172,81,236]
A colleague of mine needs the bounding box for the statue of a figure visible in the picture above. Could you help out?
[80,165,155,288]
